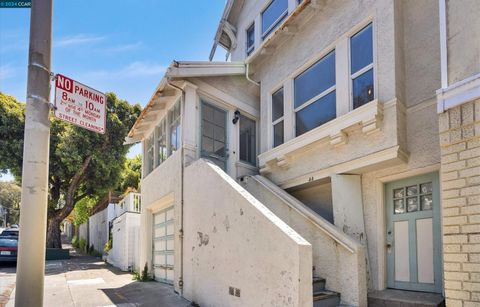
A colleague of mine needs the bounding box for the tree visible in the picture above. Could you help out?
[0,92,141,247]
[0,182,21,225]
[118,154,141,193]
[0,93,24,178]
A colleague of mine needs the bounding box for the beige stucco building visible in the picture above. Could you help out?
[126,0,480,306]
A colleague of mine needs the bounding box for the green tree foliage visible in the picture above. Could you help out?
[0,93,24,178]
[0,182,21,225]
[118,154,141,193]
[72,196,97,226]
[0,92,141,247]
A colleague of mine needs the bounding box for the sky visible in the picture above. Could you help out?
[0,1,228,181]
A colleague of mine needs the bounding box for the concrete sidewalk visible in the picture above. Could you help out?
[2,252,191,307]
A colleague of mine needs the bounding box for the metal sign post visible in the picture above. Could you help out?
[15,0,53,306]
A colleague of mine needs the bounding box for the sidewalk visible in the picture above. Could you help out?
[2,248,191,307]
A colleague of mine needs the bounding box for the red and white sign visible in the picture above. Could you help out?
[54,74,106,134]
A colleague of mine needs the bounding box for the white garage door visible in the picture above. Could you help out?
[152,206,174,284]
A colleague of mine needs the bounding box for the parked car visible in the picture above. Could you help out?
[0,236,18,262]
[0,228,19,237]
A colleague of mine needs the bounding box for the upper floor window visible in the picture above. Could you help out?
[169,100,181,154]
[145,135,154,175]
[294,51,336,136]
[239,115,256,165]
[155,118,167,166]
[262,0,288,38]
[272,87,284,147]
[350,23,374,109]
[246,23,255,56]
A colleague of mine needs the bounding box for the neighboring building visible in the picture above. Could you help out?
[436,1,480,306]
[126,0,479,306]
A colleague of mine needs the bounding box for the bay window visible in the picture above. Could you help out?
[294,50,336,136]
[145,135,154,175]
[350,23,374,109]
[155,118,167,166]
[169,101,181,154]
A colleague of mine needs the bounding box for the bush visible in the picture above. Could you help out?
[104,238,112,253]
[79,239,87,252]
[71,235,79,248]
[133,263,152,282]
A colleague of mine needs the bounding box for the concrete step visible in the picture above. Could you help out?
[313,290,340,307]
[312,276,326,292]
[368,289,445,307]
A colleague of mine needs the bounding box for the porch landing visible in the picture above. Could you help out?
[368,289,445,307]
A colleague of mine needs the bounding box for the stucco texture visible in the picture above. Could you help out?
[183,159,312,307]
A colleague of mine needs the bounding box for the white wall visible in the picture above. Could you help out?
[107,212,140,271]
[183,159,312,307]
[88,208,108,253]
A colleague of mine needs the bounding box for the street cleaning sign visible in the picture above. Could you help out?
[54,74,106,134]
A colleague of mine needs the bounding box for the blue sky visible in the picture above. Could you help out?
[0,1,227,181]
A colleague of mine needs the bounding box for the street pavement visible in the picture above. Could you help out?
[0,249,191,307]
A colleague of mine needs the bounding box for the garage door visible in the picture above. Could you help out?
[152,206,174,284]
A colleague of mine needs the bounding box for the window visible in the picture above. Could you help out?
[272,87,284,147]
[350,23,374,109]
[262,0,288,38]
[239,115,256,165]
[145,135,154,175]
[294,51,336,136]
[246,23,255,56]
[169,101,181,154]
[155,118,167,166]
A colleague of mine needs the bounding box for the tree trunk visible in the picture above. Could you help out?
[46,216,62,248]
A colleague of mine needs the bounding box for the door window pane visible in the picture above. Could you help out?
[272,88,284,122]
[350,23,373,74]
[273,121,284,147]
[239,115,256,165]
[421,195,433,211]
[201,102,227,169]
[407,197,418,212]
[394,199,405,214]
[352,68,374,109]
[294,51,335,108]
[262,0,288,36]
[295,91,336,136]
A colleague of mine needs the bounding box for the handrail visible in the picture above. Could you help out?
[250,175,362,254]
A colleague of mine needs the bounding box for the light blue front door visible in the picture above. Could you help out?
[385,172,442,293]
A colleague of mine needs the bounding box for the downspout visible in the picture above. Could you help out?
[166,78,186,295]
[245,63,260,86]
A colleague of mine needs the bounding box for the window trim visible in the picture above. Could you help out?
[246,22,255,56]
[348,22,376,111]
[261,0,289,39]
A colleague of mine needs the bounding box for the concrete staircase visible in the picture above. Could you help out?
[313,276,340,307]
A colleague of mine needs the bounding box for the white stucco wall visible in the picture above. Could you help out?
[107,212,140,271]
[242,175,367,306]
[183,159,312,307]
[446,0,480,85]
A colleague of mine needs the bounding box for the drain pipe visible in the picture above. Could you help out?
[245,63,260,86]
[167,78,185,295]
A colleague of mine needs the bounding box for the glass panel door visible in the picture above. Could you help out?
[201,102,227,171]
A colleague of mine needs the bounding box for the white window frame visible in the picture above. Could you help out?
[348,21,377,111]
[293,50,336,136]
[261,0,289,39]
